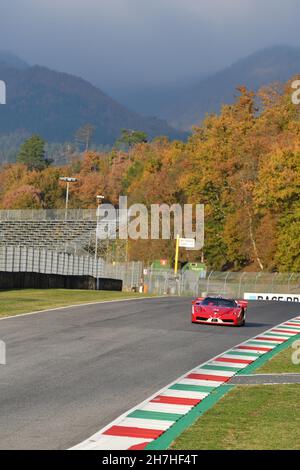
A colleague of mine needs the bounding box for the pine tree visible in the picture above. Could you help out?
[17,135,49,171]
[115,129,148,149]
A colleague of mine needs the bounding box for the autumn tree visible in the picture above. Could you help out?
[2,185,42,209]
[1,78,299,270]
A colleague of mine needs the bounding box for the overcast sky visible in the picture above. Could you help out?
[1,0,300,95]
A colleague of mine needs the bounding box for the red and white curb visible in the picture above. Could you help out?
[70,316,300,450]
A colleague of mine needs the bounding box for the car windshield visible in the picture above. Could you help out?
[201,298,236,308]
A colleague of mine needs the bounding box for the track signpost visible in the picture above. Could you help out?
[174,235,195,274]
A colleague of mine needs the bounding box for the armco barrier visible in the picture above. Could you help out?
[0,272,122,291]
[0,246,142,291]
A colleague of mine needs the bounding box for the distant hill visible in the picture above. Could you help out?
[123,46,300,130]
[2,46,299,146]
[0,51,29,70]
[0,53,186,147]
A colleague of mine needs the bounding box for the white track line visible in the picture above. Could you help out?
[0,295,165,321]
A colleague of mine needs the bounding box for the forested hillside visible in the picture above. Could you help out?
[127,46,300,131]
[0,57,186,150]
[0,80,299,271]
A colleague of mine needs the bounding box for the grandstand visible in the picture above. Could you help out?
[0,209,126,260]
[0,209,96,251]
[0,209,141,290]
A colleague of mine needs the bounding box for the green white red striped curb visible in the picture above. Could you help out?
[70,316,300,450]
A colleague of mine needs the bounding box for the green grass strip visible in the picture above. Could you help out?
[255,344,300,374]
[128,410,182,422]
[0,289,151,318]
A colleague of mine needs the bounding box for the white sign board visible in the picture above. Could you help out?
[0,80,6,105]
[0,340,6,365]
[244,292,300,302]
[179,238,195,249]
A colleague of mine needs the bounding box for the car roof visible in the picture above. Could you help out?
[204,296,235,301]
[203,295,236,302]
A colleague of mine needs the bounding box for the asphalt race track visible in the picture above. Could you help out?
[0,297,299,450]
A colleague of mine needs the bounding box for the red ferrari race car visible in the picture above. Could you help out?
[191,296,248,327]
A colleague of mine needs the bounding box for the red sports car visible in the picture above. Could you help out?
[191,296,248,326]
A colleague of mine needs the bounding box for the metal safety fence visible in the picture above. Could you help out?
[144,270,300,297]
[1,245,299,296]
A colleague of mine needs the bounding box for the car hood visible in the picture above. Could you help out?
[199,306,238,316]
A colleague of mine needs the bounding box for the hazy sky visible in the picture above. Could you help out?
[1,0,300,95]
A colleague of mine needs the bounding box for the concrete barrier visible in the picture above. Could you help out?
[0,272,122,291]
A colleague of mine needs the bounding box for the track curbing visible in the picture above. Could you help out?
[70,314,300,450]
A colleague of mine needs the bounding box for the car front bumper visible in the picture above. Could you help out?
[191,315,240,326]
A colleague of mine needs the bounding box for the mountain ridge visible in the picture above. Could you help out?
[115,45,300,130]
[163,45,300,129]
[0,55,187,146]
[0,50,29,69]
